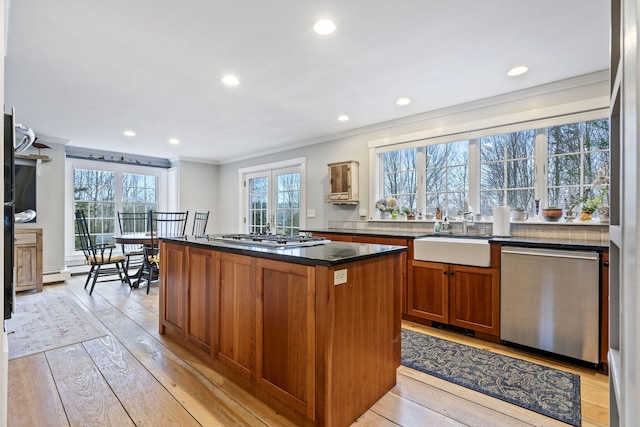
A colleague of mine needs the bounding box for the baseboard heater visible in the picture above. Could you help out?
[43,269,72,284]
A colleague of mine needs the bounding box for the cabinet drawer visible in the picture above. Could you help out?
[15,232,37,245]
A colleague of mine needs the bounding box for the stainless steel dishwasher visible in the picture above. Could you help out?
[500,246,600,364]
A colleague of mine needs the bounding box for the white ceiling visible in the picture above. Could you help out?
[4,0,609,164]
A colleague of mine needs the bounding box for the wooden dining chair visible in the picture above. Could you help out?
[117,211,147,285]
[191,211,209,236]
[75,210,130,294]
[139,210,189,294]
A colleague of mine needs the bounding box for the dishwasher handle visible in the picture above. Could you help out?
[500,248,599,261]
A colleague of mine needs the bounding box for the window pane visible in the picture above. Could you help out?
[480,163,503,191]
[546,118,609,212]
[548,154,581,187]
[548,123,581,154]
[480,130,534,215]
[74,168,158,251]
[480,191,503,214]
[383,148,417,212]
[248,176,269,234]
[274,172,301,235]
[425,140,468,217]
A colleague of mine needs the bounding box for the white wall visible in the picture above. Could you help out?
[216,73,609,233]
[174,160,218,234]
[15,141,66,274]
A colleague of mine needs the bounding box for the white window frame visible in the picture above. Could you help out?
[238,157,306,234]
[369,109,608,220]
[65,158,169,264]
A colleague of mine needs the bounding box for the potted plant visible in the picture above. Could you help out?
[580,198,598,221]
[402,206,415,220]
[563,193,588,222]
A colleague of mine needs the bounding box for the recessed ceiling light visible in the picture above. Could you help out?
[313,19,336,35]
[396,97,411,106]
[169,138,180,145]
[123,130,136,137]
[222,75,240,86]
[507,66,528,77]
[337,115,349,122]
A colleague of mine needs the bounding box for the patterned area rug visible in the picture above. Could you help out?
[402,328,581,427]
[6,291,108,359]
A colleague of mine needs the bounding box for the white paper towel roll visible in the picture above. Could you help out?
[492,206,511,236]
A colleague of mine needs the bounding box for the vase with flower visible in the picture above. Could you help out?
[591,163,610,223]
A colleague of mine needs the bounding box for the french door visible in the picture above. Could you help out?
[245,166,302,235]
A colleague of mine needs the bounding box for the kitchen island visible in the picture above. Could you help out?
[158,236,406,427]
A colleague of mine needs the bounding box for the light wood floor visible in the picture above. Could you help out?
[7,275,609,427]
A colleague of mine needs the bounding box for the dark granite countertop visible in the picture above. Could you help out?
[301,228,608,251]
[300,228,432,239]
[489,237,608,251]
[161,235,407,267]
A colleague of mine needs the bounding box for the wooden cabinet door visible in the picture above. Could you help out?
[214,252,254,378]
[185,247,215,353]
[15,244,38,290]
[408,260,449,323]
[312,233,352,242]
[256,258,315,419]
[14,229,43,292]
[160,242,188,336]
[449,265,500,335]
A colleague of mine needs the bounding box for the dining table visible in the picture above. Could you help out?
[113,233,155,288]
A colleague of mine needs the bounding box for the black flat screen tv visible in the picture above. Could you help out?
[14,159,36,222]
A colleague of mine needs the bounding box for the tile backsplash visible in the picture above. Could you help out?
[326,220,610,245]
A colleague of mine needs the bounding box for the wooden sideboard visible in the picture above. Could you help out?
[14,228,43,293]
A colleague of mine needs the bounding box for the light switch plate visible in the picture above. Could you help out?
[307,208,316,217]
[334,269,347,285]
[359,209,367,217]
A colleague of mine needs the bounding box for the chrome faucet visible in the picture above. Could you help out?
[462,211,474,235]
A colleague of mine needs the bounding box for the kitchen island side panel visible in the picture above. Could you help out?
[316,252,402,427]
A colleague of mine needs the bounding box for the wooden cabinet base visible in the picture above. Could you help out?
[14,228,43,293]
[159,242,402,427]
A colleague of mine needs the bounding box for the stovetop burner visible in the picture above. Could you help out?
[215,233,330,248]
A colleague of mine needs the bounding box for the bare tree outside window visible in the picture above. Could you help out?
[480,131,535,215]
[74,169,116,248]
[248,177,268,234]
[122,173,157,215]
[276,173,300,236]
[548,118,609,208]
[382,148,417,211]
[74,169,159,251]
[426,140,468,217]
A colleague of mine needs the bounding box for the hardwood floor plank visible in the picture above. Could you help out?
[352,410,401,426]
[84,276,297,427]
[8,278,606,427]
[368,391,467,426]
[45,343,135,427]
[99,313,270,426]
[82,335,201,426]
[392,370,534,427]
[7,353,69,427]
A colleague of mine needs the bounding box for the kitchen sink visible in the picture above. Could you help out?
[413,236,491,267]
